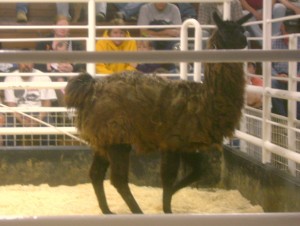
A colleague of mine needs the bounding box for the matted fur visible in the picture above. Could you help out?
[66,64,244,155]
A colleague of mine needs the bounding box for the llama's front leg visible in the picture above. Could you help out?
[108,144,143,214]
[90,153,112,214]
[160,151,180,213]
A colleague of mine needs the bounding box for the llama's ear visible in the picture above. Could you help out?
[237,13,252,25]
[212,11,224,28]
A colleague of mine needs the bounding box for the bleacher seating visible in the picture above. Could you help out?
[0,3,59,49]
[0,3,56,24]
[0,3,123,50]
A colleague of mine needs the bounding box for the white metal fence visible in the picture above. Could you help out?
[0,0,300,179]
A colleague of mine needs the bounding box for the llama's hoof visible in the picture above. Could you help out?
[163,207,173,214]
[102,210,115,215]
[132,210,144,214]
[101,207,115,215]
[164,210,173,214]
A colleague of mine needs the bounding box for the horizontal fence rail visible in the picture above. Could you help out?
[0,50,299,63]
[0,0,230,3]
[0,213,300,226]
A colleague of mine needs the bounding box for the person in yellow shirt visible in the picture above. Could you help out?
[96,17,137,74]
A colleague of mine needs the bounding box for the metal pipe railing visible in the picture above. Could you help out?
[180,18,202,81]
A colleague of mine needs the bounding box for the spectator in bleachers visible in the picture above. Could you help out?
[56,2,107,23]
[114,3,145,22]
[175,3,197,21]
[246,62,263,109]
[271,24,300,118]
[47,41,72,107]
[198,0,245,48]
[3,58,57,146]
[0,43,16,73]
[114,3,197,23]
[240,0,287,47]
[47,41,69,73]
[16,3,29,23]
[135,40,163,73]
[35,15,85,73]
[96,17,137,74]
[0,63,15,73]
[279,0,300,14]
[137,2,182,72]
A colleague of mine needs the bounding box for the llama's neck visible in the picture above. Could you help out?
[204,62,245,94]
[203,61,245,139]
[204,30,246,109]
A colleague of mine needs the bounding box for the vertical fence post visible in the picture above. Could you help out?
[223,0,231,20]
[287,34,298,176]
[86,0,96,75]
[179,19,202,82]
[262,0,272,164]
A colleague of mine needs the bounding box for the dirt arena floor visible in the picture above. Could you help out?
[0,180,263,216]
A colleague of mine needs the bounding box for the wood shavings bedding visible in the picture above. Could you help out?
[0,181,263,216]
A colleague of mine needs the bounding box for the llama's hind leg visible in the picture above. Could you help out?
[108,144,143,214]
[161,152,180,213]
[173,149,222,193]
[90,153,112,214]
[172,152,202,194]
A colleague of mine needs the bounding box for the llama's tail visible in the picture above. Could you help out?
[64,72,96,109]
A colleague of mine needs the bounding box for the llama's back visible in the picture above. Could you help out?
[71,71,211,154]
[74,71,168,153]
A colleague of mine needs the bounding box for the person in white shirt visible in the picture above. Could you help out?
[4,62,57,146]
[137,2,182,72]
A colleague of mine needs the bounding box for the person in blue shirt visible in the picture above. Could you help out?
[271,24,300,119]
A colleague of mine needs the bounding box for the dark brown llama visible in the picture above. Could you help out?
[64,12,251,214]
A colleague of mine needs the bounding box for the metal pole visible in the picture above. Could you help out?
[86,0,96,75]
[262,0,272,164]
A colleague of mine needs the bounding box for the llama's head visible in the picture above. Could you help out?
[64,72,95,109]
[211,12,252,49]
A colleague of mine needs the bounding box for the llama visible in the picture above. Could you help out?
[64,12,251,214]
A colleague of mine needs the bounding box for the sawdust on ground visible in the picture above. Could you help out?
[0,181,263,216]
